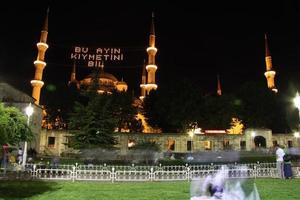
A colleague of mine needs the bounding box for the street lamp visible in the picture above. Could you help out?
[22,103,34,168]
[294,91,300,147]
[293,91,300,145]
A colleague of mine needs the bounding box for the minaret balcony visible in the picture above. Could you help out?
[140,84,147,88]
[146,64,157,70]
[145,84,158,90]
[272,88,278,93]
[139,96,145,101]
[34,60,47,67]
[37,42,49,50]
[146,47,157,53]
[264,70,276,78]
[30,80,44,87]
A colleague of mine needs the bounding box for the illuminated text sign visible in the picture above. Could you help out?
[70,46,124,67]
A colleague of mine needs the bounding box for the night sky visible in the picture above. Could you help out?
[1,1,300,105]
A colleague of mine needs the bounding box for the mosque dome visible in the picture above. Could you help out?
[99,72,118,82]
[80,71,127,93]
[82,72,118,82]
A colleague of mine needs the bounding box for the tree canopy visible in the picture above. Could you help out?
[143,80,291,133]
[144,79,203,132]
[235,81,290,132]
[68,67,140,149]
[68,92,118,149]
[0,103,33,145]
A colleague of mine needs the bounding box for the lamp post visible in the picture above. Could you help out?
[22,103,34,168]
[293,91,300,147]
[251,131,256,150]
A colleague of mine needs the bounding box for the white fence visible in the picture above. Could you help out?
[1,162,300,182]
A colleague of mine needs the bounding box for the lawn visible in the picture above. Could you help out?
[0,178,299,200]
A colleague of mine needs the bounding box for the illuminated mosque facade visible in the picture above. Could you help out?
[69,61,128,94]
[5,8,296,156]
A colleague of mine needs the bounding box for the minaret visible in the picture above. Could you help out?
[68,61,79,89]
[31,8,49,104]
[264,33,277,93]
[99,60,104,72]
[145,12,158,95]
[139,60,147,100]
[217,74,222,96]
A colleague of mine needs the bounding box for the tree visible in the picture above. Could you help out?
[227,118,244,134]
[198,94,241,129]
[236,81,290,132]
[110,91,140,132]
[0,103,33,145]
[68,93,118,149]
[42,76,81,130]
[68,67,140,149]
[143,79,242,132]
[144,79,203,133]
[68,67,118,149]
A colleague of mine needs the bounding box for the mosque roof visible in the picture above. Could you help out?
[83,72,118,82]
[100,72,118,82]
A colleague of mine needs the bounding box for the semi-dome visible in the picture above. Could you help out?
[116,79,128,92]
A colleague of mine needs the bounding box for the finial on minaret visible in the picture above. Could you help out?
[150,12,155,35]
[217,74,222,96]
[265,33,271,57]
[68,61,79,89]
[70,61,76,81]
[42,7,50,32]
[100,60,104,71]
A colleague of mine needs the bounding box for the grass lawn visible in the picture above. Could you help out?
[0,178,299,200]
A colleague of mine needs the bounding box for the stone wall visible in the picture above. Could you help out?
[37,129,300,156]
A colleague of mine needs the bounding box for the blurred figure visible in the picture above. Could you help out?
[1,143,9,174]
[51,156,60,169]
[283,153,293,179]
[275,144,285,179]
[17,147,23,165]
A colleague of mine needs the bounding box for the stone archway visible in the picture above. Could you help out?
[254,136,266,148]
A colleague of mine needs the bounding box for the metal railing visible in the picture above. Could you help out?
[1,162,299,182]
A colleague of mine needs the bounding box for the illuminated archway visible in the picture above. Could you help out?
[254,136,266,148]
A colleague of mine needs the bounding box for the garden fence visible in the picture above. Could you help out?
[1,162,299,182]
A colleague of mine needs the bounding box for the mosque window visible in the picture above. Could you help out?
[288,140,293,148]
[48,137,55,148]
[187,141,192,151]
[167,139,175,151]
[240,141,246,150]
[223,140,230,150]
[204,141,211,150]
